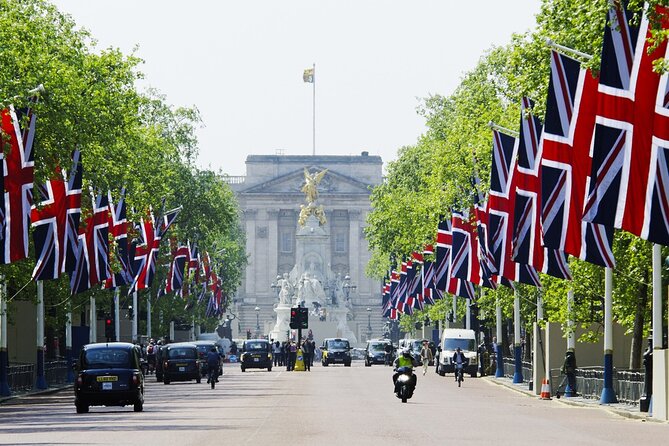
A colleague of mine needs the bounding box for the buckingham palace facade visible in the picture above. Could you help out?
[225,152,385,343]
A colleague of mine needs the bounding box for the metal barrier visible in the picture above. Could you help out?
[549,366,644,405]
[502,357,533,383]
[45,360,68,386]
[7,363,34,392]
[5,360,69,393]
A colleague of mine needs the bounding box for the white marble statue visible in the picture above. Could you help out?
[278,273,293,306]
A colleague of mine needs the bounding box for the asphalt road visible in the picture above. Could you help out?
[1,361,667,445]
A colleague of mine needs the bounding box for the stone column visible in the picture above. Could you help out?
[348,210,361,296]
[244,209,258,297]
[267,209,279,300]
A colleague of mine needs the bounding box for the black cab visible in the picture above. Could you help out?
[162,342,201,384]
[240,339,272,372]
[364,339,392,366]
[321,338,351,366]
[74,342,144,413]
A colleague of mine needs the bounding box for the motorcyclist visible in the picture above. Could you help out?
[392,347,418,394]
[452,347,467,382]
[206,346,220,385]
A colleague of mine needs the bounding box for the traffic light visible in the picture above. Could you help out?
[297,307,308,329]
[290,307,309,329]
[290,308,299,329]
[105,315,114,340]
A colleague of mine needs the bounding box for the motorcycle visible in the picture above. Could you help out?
[393,366,416,403]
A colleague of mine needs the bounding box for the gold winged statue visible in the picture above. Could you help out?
[301,168,328,204]
[299,168,328,226]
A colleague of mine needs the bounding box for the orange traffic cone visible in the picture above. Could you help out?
[540,378,551,400]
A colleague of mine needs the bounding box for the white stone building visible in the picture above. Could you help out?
[226,153,385,345]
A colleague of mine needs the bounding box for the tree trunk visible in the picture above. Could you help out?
[630,268,649,369]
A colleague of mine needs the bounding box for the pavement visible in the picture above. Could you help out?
[0,383,73,405]
[484,374,665,423]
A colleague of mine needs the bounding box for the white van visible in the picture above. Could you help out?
[437,329,478,377]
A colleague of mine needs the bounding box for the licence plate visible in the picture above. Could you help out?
[179,367,186,372]
[96,376,118,382]
[102,382,113,390]
[253,358,259,362]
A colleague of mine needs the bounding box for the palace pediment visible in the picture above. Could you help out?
[237,165,374,196]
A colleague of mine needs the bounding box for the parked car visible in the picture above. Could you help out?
[364,339,392,366]
[74,342,144,413]
[321,338,351,366]
[192,340,225,376]
[240,339,272,372]
[162,342,201,384]
[436,329,478,377]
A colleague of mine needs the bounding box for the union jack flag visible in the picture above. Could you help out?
[397,261,411,315]
[129,206,181,293]
[512,98,571,280]
[69,192,111,294]
[422,245,436,305]
[487,129,540,287]
[388,269,400,319]
[0,103,36,264]
[435,217,476,300]
[541,50,615,267]
[406,254,424,311]
[451,208,480,285]
[103,188,133,289]
[584,2,669,245]
[381,279,392,317]
[31,151,82,280]
[166,244,189,294]
[472,188,499,290]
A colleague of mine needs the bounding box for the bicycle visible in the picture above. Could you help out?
[207,365,219,389]
[455,364,465,387]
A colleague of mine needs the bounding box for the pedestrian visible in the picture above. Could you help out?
[420,340,433,376]
[309,339,316,366]
[273,340,281,367]
[302,340,312,371]
[286,341,297,371]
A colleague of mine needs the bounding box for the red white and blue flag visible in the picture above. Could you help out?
[541,50,615,267]
[584,2,669,245]
[31,151,82,280]
[0,103,36,264]
[103,188,133,289]
[512,98,571,280]
[129,206,181,293]
[422,245,436,305]
[166,243,189,295]
[487,129,540,287]
[69,192,112,294]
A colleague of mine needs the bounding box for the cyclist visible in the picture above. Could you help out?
[206,346,220,387]
[452,347,467,383]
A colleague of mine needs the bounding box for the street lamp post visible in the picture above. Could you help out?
[255,306,260,338]
[367,307,372,341]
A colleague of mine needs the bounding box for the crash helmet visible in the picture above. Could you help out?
[402,347,412,358]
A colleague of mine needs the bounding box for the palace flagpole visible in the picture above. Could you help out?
[303,64,316,155]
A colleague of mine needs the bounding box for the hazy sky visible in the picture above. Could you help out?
[52,1,542,176]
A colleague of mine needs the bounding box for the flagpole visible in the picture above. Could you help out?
[132,291,138,343]
[312,62,316,156]
[0,276,10,396]
[114,288,120,342]
[35,281,47,389]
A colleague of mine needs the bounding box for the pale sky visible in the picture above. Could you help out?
[51,0,542,176]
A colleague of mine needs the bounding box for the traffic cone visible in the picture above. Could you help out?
[293,348,306,371]
[540,378,551,400]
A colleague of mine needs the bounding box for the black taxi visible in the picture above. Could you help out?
[240,339,272,372]
[74,342,144,413]
[162,342,201,384]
